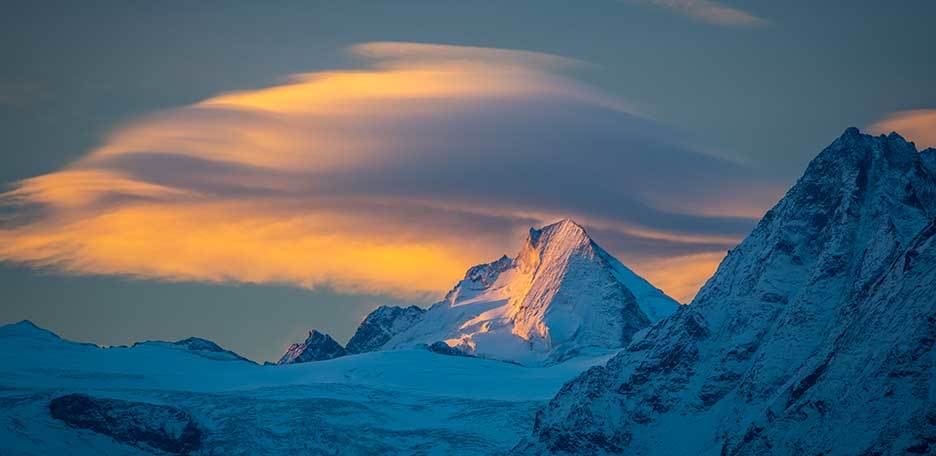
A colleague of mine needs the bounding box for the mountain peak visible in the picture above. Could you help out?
[9,319,41,331]
[527,218,589,247]
[823,126,916,164]
[516,128,936,454]
[132,336,253,363]
[0,319,63,341]
[517,218,592,275]
[841,125,861,139]
[278,329,347,364]
[376,219,677,364]
[836,126,907,144]
[345,305,426,354]
[699,127,936,323]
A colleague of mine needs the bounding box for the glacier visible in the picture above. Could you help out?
[0,319,615,455]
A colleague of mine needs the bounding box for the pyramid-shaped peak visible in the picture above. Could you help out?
[375,215,677,364]
[543,217,586,233]
[527,218,590,249]
[516,218,594,274]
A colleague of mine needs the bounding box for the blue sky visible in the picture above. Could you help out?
[2,0,934,362]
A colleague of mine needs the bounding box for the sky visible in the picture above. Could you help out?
[2,1,935,362]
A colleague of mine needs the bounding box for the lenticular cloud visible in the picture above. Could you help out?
[0,42,781,301]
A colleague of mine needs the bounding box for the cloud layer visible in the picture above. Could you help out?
[0,42,785,302]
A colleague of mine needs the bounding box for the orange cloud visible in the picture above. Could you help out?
[0,199,505,298]
[0,42,773,301]
[868,109,936,149]
[626,252,726,303]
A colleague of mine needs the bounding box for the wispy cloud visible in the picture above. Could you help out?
[0,82,48,107]
[868,109,936,149]
[0,42,784,302]
[640,0,767,27]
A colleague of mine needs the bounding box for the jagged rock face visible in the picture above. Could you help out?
[922,148,936,177]
[345,305,426,354]
[49,394,202,455]
[736,218,936,455]
[381,219,678,365]
[515,129,936,454]
[277,330,347,364]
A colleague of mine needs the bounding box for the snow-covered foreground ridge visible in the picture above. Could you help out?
[514,128,936,455]
[281,218,680,366]
[0,319,616,455]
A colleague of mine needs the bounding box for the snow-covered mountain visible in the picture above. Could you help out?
[279,219,678,366]
[277,330,347,364]
[514,128,936,455]
[373,219,679,365]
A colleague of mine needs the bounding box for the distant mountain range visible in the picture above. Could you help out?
[2,128,933,455]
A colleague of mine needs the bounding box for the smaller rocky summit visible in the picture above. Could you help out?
[49,394,202,455]
[277,330,347,364]
[427,341,473,357]
[345,305,426,354]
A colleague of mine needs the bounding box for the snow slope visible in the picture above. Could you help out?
[514,128,936,455]
[380,219,679,365]
[0,320,614,455]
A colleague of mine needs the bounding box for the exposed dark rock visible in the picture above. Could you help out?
[49,394,202,455]
[278,330,347,364]
[513,129,936,455]
[427,341,473,357]
[345,305,426,354]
